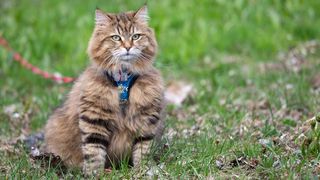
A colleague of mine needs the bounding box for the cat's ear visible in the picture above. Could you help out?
[95,8,111,25]
[134,5,149,24]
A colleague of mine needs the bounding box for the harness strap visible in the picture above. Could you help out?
[105,71,139,104]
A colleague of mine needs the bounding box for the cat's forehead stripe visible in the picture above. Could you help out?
[114,13,135,35]
[116,26,121,35]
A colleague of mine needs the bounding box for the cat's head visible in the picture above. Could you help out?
[88,5,157,74]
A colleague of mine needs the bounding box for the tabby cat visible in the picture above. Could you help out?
[44,5,165,175]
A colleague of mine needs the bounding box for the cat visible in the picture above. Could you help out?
[44,5,165,175]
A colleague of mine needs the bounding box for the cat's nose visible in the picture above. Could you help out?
[123,42,131,52]
[125,47,131,52]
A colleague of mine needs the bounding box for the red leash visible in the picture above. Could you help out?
[0,35,75,83]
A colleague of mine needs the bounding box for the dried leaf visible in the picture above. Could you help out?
[29,151,67,173]
[229,156,246,168]
[259,139,272,147]
[215,159,224,170]
[311,73,320,89]
[104,168,112,173]
[165,81,193,106]
[314,162,320,174]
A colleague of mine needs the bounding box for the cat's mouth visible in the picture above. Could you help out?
[112,48,141,62]
[119,54,137,61]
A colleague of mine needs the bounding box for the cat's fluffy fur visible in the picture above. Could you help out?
[44,6,165,175]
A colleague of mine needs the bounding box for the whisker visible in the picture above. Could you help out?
[138,53,152,61]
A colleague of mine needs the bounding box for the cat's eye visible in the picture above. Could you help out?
[111,35,121,41]
[132,34,141,40]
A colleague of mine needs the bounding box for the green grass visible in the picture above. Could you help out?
[1,0,320,178]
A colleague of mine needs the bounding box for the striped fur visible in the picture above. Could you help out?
[44,6,165,176]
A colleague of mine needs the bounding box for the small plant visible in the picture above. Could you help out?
[302,113,320,156]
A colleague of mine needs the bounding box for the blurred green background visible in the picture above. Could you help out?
[0,0,320,178]
[1,0,320,72]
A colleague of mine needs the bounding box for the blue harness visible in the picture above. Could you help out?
[106,71,138,104]
[116,74,136,103]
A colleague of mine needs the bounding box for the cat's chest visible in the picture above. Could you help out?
[96,85,140,114]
